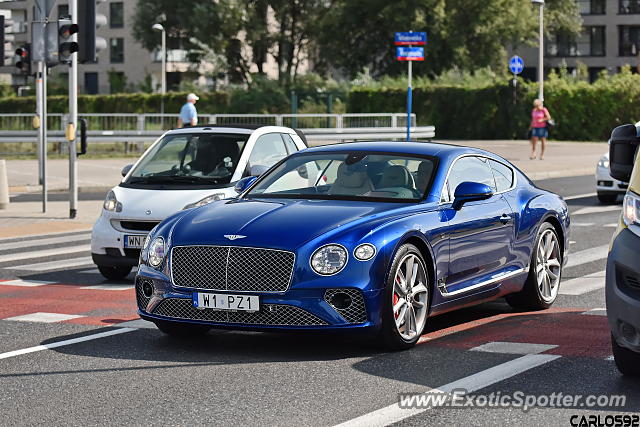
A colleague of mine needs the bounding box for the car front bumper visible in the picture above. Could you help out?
[606,227,640,353]
[134,265,383,331]
[596,166,628,194]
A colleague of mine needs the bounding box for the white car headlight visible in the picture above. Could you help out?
[148,237,166,268]
[310,244,348,275]
[354,243,376,261]
[597,156,609,169]
[183,193,226,210]
[623,192,640,230]
[103,190,122,212]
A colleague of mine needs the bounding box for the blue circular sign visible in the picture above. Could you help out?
[509,55,524,75]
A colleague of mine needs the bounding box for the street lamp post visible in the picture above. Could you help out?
[152,23,166,95]
[532,0,545,101]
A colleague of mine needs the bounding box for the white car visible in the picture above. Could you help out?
[596,152,628,204]
[91,125,309,280]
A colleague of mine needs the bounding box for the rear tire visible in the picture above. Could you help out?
[379,243,430,351]
[154,320,210,338]
[506,222,562,310]
[612,334,640,377]
[97,265,132,280]
[597,193,618,204]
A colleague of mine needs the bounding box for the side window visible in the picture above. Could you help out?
[281,133,299,154]
[249,133,289,168]
[446,156,497,197]
[489,160,514,192]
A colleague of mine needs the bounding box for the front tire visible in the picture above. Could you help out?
[154,320,210,338]
[612,334,640,377]
[507,222,562,310]
[97,265,132,280]
[597,192,618,204]
[379,244,430,351]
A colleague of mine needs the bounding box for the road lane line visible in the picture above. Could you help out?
[0,244,90,263]
[334,354,560,427]
[573,205,621,216]
[470,342,557,355]
[7,256,94,271]
[565,245,609,269]
[560,271,605,295]
[564,192,596,201]
[0,279,55,287]
[0,233,90,252]
[5,312,85,323]
[0,327,136,360]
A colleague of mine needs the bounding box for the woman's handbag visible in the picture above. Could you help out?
[546,119,556,129]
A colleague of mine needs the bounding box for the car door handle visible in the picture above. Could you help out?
[500,214,511,224]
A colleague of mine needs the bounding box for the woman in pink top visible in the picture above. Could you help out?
[529,99,552,160]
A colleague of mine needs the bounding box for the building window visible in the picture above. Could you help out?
[588,67,605,83]
[620,0,640,14]
[58,4,69,19]
[619,26,640,56]
[579,0,606,14]
[547,26,605,57]
[84,72,99,95]
[110,2,124,28]
[109,71,127,93]
[110,38,124,63]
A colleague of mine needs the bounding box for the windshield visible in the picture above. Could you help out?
[246,151,437,202]
[125,133,249,186]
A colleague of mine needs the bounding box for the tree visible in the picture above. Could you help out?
[314,0,582,78]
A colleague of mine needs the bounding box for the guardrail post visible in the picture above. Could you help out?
[136,115,145,152]
[276,115,283,126]
[0,159,9,210]
[392,115,398,128]
[336,114,343,129]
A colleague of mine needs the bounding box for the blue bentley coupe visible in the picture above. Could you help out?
[135,141,570,349]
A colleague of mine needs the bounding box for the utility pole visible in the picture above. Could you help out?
[68,0,78,219]
[532,0,545,101]
[36,60,47,213]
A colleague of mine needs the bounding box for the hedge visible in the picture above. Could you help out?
[347,76,640,141]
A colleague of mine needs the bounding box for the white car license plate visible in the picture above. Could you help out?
[124,234,146,249]
[193,292,260,312]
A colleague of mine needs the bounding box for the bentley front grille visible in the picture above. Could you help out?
[171,246,295,293]
[152,298,327,326]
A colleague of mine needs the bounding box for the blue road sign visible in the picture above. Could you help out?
[396,47,424,61]
[509,55,524,75]
[395,32,427,46]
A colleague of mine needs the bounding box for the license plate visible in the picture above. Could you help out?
[124,234,146,249]
[192,292,260,312]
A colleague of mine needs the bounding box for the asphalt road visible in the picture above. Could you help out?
[0,174,637,427]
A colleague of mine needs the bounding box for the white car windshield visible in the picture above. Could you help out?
[246,152,437,202]
[126,133,249,186]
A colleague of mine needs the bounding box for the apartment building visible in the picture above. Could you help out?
[0,0,183,94]
[515,0,640,82]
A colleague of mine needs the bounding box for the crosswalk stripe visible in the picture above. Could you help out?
[573,205,621,216]
[7,256,94,272]
[0,279,55,287]
[0,233,90,252]
[5,312,85,323]
[565,245,609,269]
[0,229,91,243]
[564,192,597,201]
[571,222,594,227]
[0,244,90,264]
[581,308,607,316]
[80,284,134,291]
[560,271,605,295]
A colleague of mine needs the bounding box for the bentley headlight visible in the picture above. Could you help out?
[311,244,347,275]
[183,193,226,210]
[103,190,122,212]
[148,237,166,268]
[597,156,609,169]
[354,243,376,261]
[623,192,640,231]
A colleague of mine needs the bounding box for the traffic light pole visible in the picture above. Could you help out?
[68,0,78,219]
[36,60,47,213]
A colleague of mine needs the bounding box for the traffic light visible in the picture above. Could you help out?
[15,44,31,74]
[78,0,107,63]
[58,19,79,63]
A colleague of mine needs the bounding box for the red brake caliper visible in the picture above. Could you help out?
[393,278,400,318]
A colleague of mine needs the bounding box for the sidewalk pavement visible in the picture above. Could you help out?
[0,139,605,238]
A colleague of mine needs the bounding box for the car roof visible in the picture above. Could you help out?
[300,141,493,159]
[165,124,302,136]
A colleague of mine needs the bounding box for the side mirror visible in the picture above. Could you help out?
[234,176,257,194]
[609,124,639,183]
[452,181,494,210]
[121,164,133,177]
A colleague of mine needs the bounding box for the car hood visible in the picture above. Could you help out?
[168,198,405,249]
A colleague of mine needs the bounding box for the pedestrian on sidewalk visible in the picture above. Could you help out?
[178,93,199,128]
[529,98,552,160]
